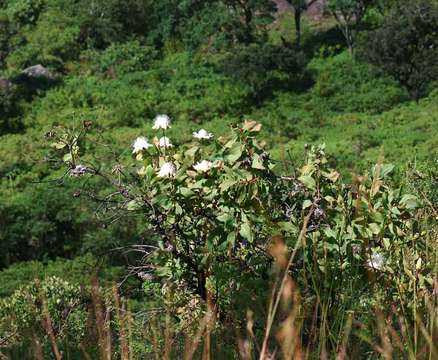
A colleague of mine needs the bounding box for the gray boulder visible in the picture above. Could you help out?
[21,64,53,79]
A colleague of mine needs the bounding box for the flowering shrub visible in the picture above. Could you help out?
[47,115,432,335]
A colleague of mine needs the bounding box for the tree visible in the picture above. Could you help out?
[48,119,281,306]
[326,0,375,54]
[222,0,276,43]
[286,0,318,46]
[143,0,275,50]
[359,0,438,100]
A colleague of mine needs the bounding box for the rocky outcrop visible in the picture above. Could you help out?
[272,0,293,12]
[272,0,327,19]
[21,64,54,80]
[306,0,326,18]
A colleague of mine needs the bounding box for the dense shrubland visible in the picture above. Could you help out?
[1,0,438,358]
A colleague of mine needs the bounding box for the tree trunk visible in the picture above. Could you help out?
[345,26,354,56]
[243,4,253,43]
[294,8,302,46]
[198,270,207,301]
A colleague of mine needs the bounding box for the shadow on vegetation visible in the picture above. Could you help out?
[219,42,315,106]
[0,74,62,135]
[12,73,62,103]
[302,26,345,57]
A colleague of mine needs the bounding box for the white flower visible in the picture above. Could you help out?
[158,162,176,178]
[367,252,385,270]
[193,160,213,173]
[132,137,152,154]
[193,129,213,140]
[158,136,173,148]
[153,114,171,130]
[70,164,88,177]
[137,272,154,281]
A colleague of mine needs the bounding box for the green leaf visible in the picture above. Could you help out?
[224,137,237,149]
[368,223,381,235]
[380,164,395,178]
[63,153,72,163]
[127,199,142,211]
[324,170,340,182]
[185,146,199,158]
[302,199,312,209]
[217,213,232,223]
[400,194,419,210]
[207,237,214,251]
[390,207,401,215]
[51,141,66,149]
[251,154,265,170]
[226,143,244,163]
[175,203,183,215]
[277,222,297,234]
[218,239,229,252]
[239,222,253,242]
[145,165,155,177]
[179,187,194,198]
[323,227,337,239]
[137,166,147,176]
[298,174,316,190]
[153,194,172,209]
[301,163,315,176]
[219,179,237,192]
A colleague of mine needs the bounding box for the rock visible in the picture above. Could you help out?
[21,64,53,80]
[305,0,327,19]
[272,0,327,19]
[272,0,293,13]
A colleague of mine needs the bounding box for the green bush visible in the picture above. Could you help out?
[358,0,438,100]
[307,52,407,113]
[220,43,307,101]
[28,52,250,129]
[6,8,80,69]
[0,183,90,268]
[82,40,157,77]
[0,254,122,298]
[0,82,22,133]
[5,0,46,26]
[145,52,251,122]
[0,276,88,350]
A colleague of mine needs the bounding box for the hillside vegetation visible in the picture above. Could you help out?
[1,0,438,358]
